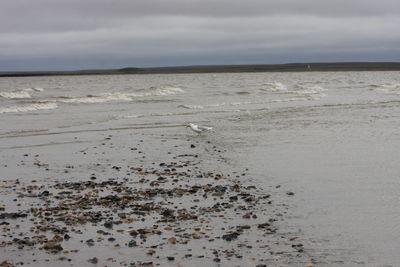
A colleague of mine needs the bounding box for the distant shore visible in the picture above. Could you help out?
[1,62,400,77]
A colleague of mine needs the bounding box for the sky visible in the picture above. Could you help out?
[1,0,400,71]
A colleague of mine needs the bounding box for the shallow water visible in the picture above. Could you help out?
[1,71,400,266]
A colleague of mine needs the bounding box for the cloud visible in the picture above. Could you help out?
[0,0,399,70]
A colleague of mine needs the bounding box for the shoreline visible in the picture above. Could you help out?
[0,126,313,266]
[1,62,400,77]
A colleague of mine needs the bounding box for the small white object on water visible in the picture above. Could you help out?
[187,123,213,133]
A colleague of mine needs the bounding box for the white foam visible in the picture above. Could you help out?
[151,86,184,95]
[371,83,400,94]
[0,90,31,99]
[260,82,287,92]
[178,97,313,109]
[0,87,45,99]
[293,85,326,95]
[178,104,207,109]
[58,86,184,104]
[24,87,44,92]
[59,93,132,104]
[0,102,58,114]
[381,83,400,88]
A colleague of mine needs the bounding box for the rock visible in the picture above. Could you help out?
[87,257,98,264]
[103,221,113,229]
[145,250,156,255]
[129,230,138,237]
[42,241,63,252]
[86,239,95,247]
[128,240,137,247]
[222,232,240,241]
[192,232,202,239]
[213,185,227,193]
[38,190,50,197]
[242,212,251,219]
[0,213,27,219]
[229,196,238,201]
[257,222,271,229]
[161,209,175,217]
[168,237,177,244]
[167,256,175,261]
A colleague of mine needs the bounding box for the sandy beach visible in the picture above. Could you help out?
[0,124,311,266]
[2,71,400,266]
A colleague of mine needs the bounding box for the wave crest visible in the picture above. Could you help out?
[371,83,400,94]
[0,90,31,99]
[0,102,58,114]
[178,97,316,109]
[260,82,287,92]
[293,85,326,95]
[58,86,184,104]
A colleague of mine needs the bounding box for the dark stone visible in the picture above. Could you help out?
[0,213,27,219]
[128,240,137,247]
[103,221,113,229]
[213,185,227,193]
[86,239,95,247]
[38,190,50,197]
[222,231,241,241]
[129,230,138,237]
[42,242,63,251]
[229,196,238,201]
[161,209,175,217]
[87,257,98,264]
[257,222,271,229]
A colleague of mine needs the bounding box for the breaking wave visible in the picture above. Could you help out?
[24,87,44,92]
[260,82,287,92]
[0,88,44,99]
[293,85,326,95]
[177,96,317,109]
[370,83,400,94]
[58,86,184,104]
[0,102,58,114]
[0,90,31,99]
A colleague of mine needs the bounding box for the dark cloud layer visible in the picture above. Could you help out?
[1,0,399,71]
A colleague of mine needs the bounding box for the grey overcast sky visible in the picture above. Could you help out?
[1,0,400,71]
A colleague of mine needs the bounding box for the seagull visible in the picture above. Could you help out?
[187,123,213,133]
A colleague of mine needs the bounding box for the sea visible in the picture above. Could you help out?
[1,71,400,266]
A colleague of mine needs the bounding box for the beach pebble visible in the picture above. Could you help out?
[128,240,137,247]
[87,257,98,264]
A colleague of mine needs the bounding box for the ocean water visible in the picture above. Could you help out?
[1,71,400,265]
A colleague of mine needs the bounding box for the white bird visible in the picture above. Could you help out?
[187,123,213,133]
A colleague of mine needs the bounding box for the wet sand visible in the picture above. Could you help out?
[0,126,313,266]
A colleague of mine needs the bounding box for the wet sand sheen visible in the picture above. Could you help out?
[0,126,312,266]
